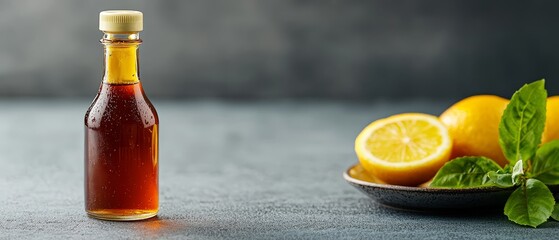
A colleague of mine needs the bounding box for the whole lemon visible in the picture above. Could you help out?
[542,96,559,143]
[439,95,509,166]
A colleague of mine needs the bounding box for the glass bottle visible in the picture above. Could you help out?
[84,10,159,221]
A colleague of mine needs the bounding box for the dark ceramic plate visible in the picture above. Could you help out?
[344,164,518,211]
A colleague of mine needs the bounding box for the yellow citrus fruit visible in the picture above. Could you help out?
[355,113,452,186]
[439,95,509,166]
[542,96,559,143]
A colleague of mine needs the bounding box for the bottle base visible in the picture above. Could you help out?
[87,209,158,221]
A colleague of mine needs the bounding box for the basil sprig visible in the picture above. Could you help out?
[431,80,559,227]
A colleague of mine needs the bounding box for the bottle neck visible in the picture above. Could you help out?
[101,32,142,84]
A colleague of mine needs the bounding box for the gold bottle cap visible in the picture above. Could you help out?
[99,10,143,32]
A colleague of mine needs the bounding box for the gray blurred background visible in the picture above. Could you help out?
[0,0,558,100]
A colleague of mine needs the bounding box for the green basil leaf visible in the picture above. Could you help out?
[504,179,555,227]
[430,157,502,188]
[552,203,559,221]
[487,171,514,188]
[502,164,513,173]
[511,160,524,185]
[530,140,559,185]
[499,79,547,164]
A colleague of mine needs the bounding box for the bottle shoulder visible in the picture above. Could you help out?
[85,84,158,128]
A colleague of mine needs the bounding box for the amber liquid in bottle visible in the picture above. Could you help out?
[84,30,158,221]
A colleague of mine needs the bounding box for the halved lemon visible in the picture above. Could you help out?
[355,113,452,186]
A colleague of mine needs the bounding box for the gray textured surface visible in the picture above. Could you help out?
[1,1,559,99]
[0,100,556,239]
